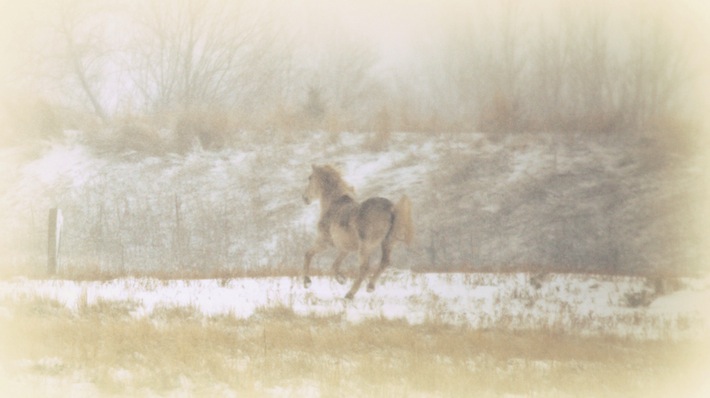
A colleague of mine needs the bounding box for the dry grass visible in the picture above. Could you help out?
[1,297,707,397]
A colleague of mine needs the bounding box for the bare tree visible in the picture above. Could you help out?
[529,3,617,132]
[125,0,290,114]
[54,0,112,121]
[524,1,688,135]
[430,0,528,132]
[4,0,694,138]
[528,8,569,131]
[622,10,688,134]
[300,30,381,131]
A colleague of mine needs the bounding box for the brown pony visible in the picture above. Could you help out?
[302,164,414,299]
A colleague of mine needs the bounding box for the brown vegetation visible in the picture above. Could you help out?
[1,297,707,397]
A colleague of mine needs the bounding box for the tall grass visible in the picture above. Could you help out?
[1,297,706,397]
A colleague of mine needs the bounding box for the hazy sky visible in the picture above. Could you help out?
[3,0,706,68]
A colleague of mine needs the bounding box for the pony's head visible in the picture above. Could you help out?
[303,164,354,204]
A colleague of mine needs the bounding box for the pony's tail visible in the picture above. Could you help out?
[392,195,414,246]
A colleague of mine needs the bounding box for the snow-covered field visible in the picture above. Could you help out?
[2,271,708,340]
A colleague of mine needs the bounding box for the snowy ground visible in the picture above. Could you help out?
[2,271,708,340]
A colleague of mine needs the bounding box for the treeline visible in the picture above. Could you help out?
[0,0,700,152]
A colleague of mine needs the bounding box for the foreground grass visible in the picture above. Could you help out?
[0,298,708,397]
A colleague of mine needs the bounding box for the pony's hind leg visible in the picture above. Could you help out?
[345,244,374,299]
[331,251,348,284]
[367,240,392,292]
[304,238,327,288]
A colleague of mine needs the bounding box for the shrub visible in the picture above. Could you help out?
[174,110,233,152]
[478,91,520,134]
[623,289,654,308]
[85,116,160,155]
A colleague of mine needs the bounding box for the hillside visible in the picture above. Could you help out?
[0,130,704,277]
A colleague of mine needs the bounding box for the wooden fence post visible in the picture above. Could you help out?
[48,208,63,275]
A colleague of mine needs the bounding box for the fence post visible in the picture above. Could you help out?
[48,208,63,275]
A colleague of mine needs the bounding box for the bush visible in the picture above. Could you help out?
[478,91,520,134]
[85,109,243,155]
[89,116,167,155]
[174,110,233,152]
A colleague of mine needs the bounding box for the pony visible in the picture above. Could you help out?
[302,164,414,299]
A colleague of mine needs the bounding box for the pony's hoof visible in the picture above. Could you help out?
[335,274,346,285]
[344,291,355,300]
[304,276,312,288]
[367,283,375,292]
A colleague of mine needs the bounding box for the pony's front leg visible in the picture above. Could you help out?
[345,245,373,299]
[304,238,327,288]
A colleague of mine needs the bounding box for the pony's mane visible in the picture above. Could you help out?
[315,165,355,199]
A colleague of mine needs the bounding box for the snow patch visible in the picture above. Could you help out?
[1,272,708,340]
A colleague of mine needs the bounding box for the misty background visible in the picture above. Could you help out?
[0,0,708,277]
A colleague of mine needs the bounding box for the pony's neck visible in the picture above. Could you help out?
[319,187,354,212]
